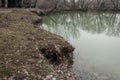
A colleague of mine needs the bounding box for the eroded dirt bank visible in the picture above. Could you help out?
[0,9,75,80]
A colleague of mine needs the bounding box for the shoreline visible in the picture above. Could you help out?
[0,9,76,80]
[29,8,120,16]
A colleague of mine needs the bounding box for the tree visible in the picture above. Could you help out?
[5,0,8,7]
[111,0,120,9]
[71,0,75,9]
[34,0,38,8]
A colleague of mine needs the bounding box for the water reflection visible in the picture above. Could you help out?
[41,12,120,80]
[41,12,120,39]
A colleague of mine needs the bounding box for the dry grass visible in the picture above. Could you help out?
[0,10,74,79]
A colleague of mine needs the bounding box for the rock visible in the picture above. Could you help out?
[52,77,56,80]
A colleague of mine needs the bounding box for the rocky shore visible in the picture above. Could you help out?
[0,9,75,80]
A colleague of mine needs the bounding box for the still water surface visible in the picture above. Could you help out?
[41,12,120,80]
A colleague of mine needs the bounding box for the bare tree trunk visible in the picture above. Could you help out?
[34,0,38,8]
[21,0,24,8]
[5,0,8,7]
[79,0,87,10]
[29,0,31,8]
[53,0,58,9]
[111,0,119,9]
[71,0,75,9]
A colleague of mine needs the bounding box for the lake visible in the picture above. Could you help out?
[41,12,120,80]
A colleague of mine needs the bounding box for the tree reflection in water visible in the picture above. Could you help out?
[41,12,120,40]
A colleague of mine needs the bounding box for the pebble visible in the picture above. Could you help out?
[52,77,56,80]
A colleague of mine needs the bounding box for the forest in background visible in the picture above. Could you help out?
[37,0,120,11]
[0,0,120,11]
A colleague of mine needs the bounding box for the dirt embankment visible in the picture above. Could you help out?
[0,9,75,80]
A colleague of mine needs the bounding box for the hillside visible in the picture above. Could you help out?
[0,9,75,80]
